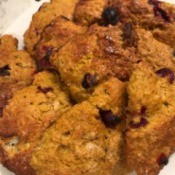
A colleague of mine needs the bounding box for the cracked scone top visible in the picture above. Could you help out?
[35,16,87,70]
[51,24,137,102]
[0,71,71,175]
[31,77,127,175]
[24,0,79,55]
[126,62,175,175]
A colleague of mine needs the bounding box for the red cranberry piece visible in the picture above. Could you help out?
[38,58,52,71]
[99,110,121,128]
[157,153,169,166]
[122,22,138,47]
[0,107,3,118]
[38,46,55,70]
[102,7,119,26]
[37,86,53,94]
[129,117,148,129]
[82,73,97,89]
[155,68,175,84]
[149,0,171,22]
[140,106,147,115]
[0,65,10,76]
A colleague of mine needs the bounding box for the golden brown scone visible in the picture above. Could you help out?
[108,0,175,48]
[51,24,138,102]
[126,62,175,175]
[74,0,107,26]
[136,27,175,70]
[0,35,36,111]
[0,35,18,57]
[31,77,127,175]
[35,16,87,70]
[24,0,79,55]
[0,71,71,175]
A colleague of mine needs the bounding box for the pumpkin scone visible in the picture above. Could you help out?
[0,35,36,112]
[135,27,175,70]
[108,0,175,48]
[24,0,79,55]
[0,71,71,175]
[126,62,175,175]
[31,77,127,175]
[35,16,87,70]
[51,24,138,102]
[74,0,108,26]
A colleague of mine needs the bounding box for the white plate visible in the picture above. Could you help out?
[2,0,175,175]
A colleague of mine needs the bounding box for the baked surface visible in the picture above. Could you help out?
[0,71,71,175]
[126,62,175,175]
[1,0,175,175]
[0,35,36,111]
[24,0,79,55]
[31,78,126,175]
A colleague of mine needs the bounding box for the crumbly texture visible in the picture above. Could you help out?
[0,71,71,175]
[24,0,79,55]
[126,63,175,175]
[31,78,127,175]
[35,16,87,70]
[0,35,36,110]
[109,0,175,48]
[136,27,175,70]
[74,0,107,25]
[2,0,175,175]
[51,24,138,102]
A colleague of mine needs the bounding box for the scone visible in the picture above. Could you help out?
[35,16,87,70]
[136,27,175,70]
[126,62,175,175]
[31,77,127,175]
[0,35,36,111]
[108,0,175,48]
[0,71,71,175]
[24,0,79,55]
[51,24,138,102]
[74,0,108,26]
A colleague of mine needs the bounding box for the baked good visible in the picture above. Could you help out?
[0,71,71,175]
[136,27,175,70]
[2,0,175,174]
[0,35,36,112]
[51,24,138,102]
[108,0,175,48]
[24,0,79,55]
[31,77,127,175]
[126,62,175,175]
[35,16,87,70]
[74,0,107,25]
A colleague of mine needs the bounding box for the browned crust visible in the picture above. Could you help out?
[0,147,35,175]
[126,114,175,175]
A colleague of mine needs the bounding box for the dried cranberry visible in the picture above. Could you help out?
[38,47,55,70]
[155,68,175,84]
[0,107,3,118]
[99,110,121,128]
[157,153,168,166]
[149,0,171,22]
[82,73,97,89]
[129,117,148,129]
[122,22,138,47]
[37,86,53,94]
[37,58,52,71]
[140,106,147,115]
[0,65,10,76]
[102,7,119,26]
